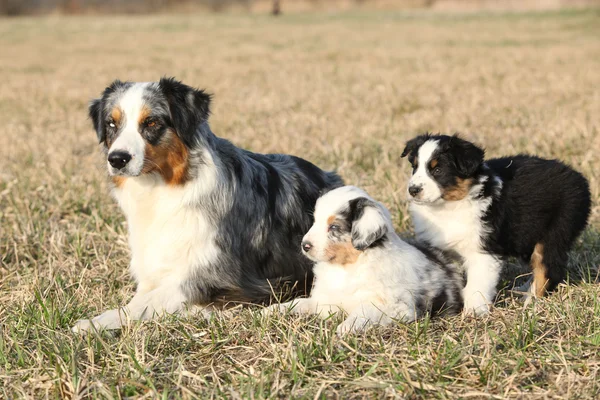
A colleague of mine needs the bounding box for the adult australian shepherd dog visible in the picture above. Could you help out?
[401,133,590,315]
[72,77,342,333]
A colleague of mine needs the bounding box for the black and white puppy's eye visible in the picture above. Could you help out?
[432,167,442,175]
[328,224,340,232]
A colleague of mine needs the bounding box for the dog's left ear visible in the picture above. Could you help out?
[348,197,389,251]
[448,135,485,178]
[159,77,212,146]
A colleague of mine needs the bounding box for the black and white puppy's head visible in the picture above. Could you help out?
[401,134,485,203]
[301,186,391,265]
[88,77,211,185]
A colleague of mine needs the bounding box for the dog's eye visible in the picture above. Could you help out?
[108,121,116,128]
[328,224,340,232]
[433,167,441,175]
[144,119,158,128]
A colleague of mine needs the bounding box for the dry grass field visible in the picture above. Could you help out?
[1,7,600,399]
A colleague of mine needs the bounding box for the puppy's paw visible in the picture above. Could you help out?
[463,298,491,317]
[71,319,96,334]
[336,317,370,337]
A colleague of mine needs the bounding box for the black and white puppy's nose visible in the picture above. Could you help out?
[408,185,423,197]
[108,151,132,170]
[301,241,313,253]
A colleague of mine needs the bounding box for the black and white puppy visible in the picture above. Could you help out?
[401,133,591,315]
[72,78,342,333]
[264,186,464,335]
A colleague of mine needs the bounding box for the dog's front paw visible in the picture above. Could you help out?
[71,309,124,334]
[71,319,97,334]
[336,317,370,337]
[463,295,491,317]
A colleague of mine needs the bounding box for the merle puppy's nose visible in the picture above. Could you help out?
[408,185,423,197]
[301,241,313,253]
[108,151,132,170]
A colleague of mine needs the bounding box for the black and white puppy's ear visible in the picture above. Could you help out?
[348,197,389,251]
[400,134,430,165]
[448,134,485,178]
[159,77,212,146]
[88,79,126,144]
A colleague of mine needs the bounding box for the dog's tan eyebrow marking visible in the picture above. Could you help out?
[327,215,336,225]
[111,107,122,124]
[138,104,152,125]
[429,159,438,169]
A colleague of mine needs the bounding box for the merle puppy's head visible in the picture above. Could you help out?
[301,186,391,265]
[401,134,485,203]
[88,77,211,185]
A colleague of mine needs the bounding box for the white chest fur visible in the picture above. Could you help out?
[112,176,221,292]
[409,197,491,255]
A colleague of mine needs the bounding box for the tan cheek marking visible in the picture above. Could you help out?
[530,243,549,297]
[441,178,474,201]
[325,240,362,266]
[142,130,190,185]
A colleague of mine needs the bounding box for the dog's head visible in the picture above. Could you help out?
[401,134,485,203]
[88,77,211,185]
[301,186,391,265]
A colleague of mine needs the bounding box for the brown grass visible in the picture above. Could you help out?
[0,8,599,399]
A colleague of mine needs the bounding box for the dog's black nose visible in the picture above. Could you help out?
[108,151,132,170]
[301,241,312,253]
[408,185,422,197]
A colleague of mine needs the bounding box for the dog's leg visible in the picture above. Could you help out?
[336,303,390,336]
[72,283,190,333]
[262,298,319,316]
[336,300,418,336]
[462,253,502,316]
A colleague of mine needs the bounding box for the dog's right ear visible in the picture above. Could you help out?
[159,77,212,146]
[89,98,104,143]
[348,197,389,251]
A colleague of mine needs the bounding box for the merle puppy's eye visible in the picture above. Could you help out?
[328,224,340,232]
[107,120,116,128]
[433,167,441,175]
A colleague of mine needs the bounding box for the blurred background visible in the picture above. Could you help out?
[2,0,599,15]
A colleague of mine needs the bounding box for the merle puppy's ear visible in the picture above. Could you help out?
[348,197,389,251]
[448,134,485,177]
[159,77,212,145]
[89,79,126,144]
